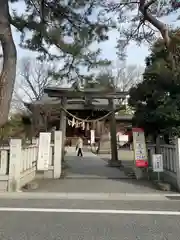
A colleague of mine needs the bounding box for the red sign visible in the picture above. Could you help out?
[132,128,148,168]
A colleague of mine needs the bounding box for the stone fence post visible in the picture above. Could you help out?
[8,139,22,192]
[53,131,62,178]
[175,138,180,191]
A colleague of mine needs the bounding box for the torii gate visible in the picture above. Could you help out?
[44,87,128,167]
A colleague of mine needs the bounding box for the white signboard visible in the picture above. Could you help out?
[37,132,51,171]
[90,130,95,144]
[152,154,163,172]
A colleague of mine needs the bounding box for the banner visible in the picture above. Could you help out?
[132,128,148,168]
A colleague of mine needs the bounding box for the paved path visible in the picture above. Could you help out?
[30,149,172,194]
[65,150,127,179]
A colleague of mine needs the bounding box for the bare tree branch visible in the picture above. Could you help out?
[94,62,143,91]
[11,57,56,112]
[112,62,143,90]
[103,0,177,61]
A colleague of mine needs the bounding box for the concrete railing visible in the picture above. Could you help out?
[21,145,38,172]
[8,139,39,192]
[147,140,180,190]
[0,147,10,191]
[0,130,64,192]
[19,144,38,189]
[0,147,9,175]
[147,144,176,172]
[0,140,38,192]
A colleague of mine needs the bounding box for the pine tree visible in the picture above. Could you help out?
[10,0,112,82]
[0,0,112,127]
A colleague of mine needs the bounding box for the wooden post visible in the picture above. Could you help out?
[108,99,121,167]
[59,97,67,161]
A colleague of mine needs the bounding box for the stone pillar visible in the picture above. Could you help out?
[53,131,62,178]
[175,138,180,191]
[8,139,22,192]
[108,99,121,167]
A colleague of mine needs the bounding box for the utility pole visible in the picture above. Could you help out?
[108,98,121,167]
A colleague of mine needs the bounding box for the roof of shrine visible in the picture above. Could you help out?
[44,86,128,99]
[24,87,132,121]
[25,94,128,111]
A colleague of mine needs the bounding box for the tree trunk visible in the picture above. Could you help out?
[139,0,170,48]
[0,0,17,127]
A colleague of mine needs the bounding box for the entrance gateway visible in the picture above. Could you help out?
[43,86,129,166]
[25,86,150,182]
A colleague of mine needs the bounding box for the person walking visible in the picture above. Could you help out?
[76,137,83,157]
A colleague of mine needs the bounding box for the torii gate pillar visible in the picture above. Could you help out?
[59,97,67,161]
[108,98,121,167]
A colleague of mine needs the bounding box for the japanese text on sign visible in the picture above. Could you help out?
[152,154,163,172]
